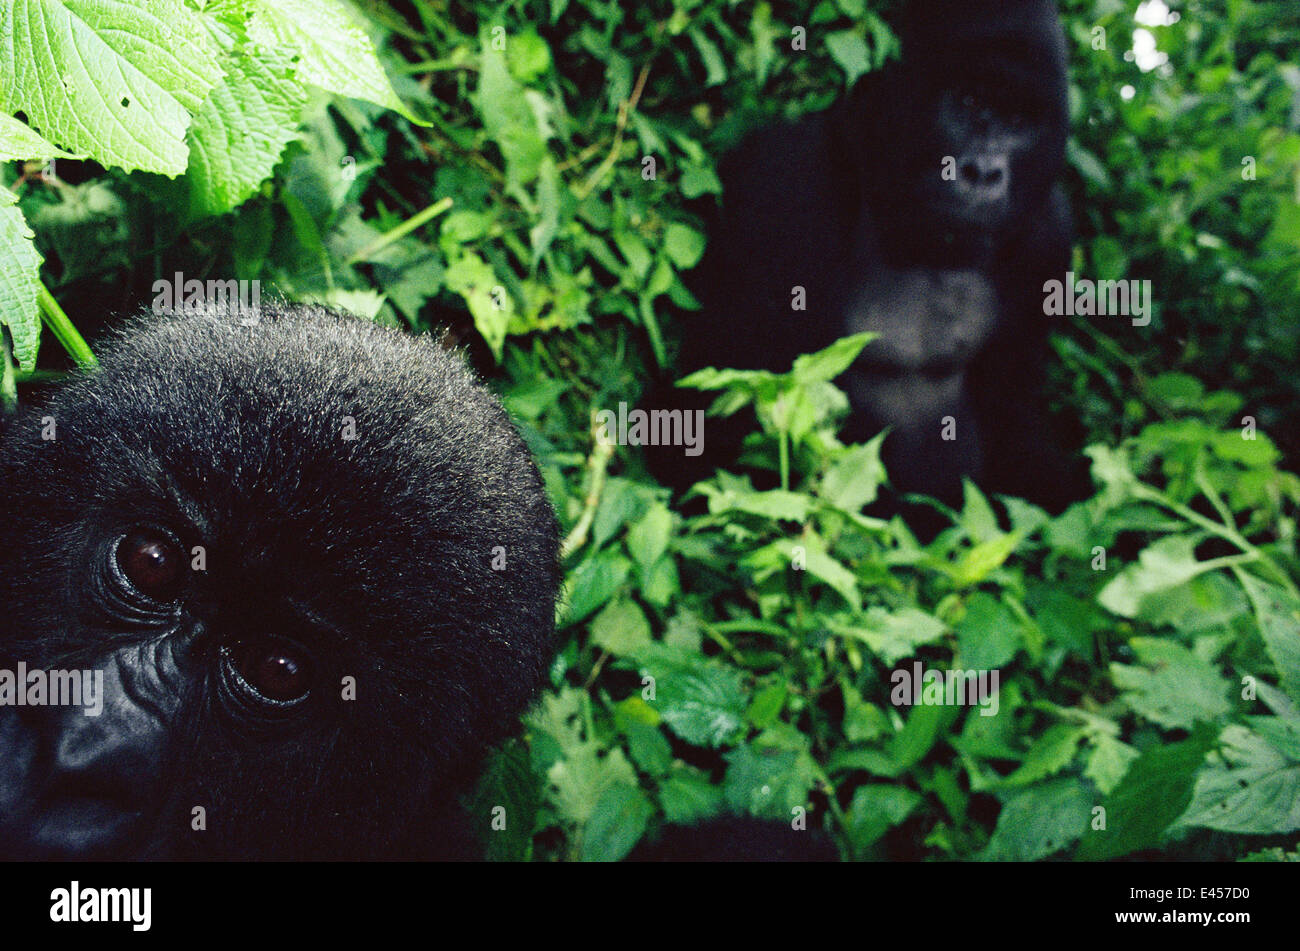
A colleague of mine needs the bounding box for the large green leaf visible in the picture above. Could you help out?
[0,0,222,173]
[247,0,415,120]
[0,191,42,371]
[186,33,308,216]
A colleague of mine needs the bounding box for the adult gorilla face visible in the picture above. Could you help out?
[865,0,1069,245]
[0,303,560,859]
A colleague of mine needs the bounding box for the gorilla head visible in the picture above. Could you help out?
[0,302,560,859]
[850,0,1069,256]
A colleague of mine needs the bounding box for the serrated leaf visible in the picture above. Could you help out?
[1237,573,1300,703]
[0,0,223,173]
[621,721,672,775]
[747,683,788,729]
[0,191,43,371]
[982,779,1091,861]
[710,488,812,523]
[1176,723,1300,835]
[645,657,748,748]
[1111,638,1231,730]
[626,504,672,573]
[592,477,651,551]
[888,701,952,772]
[831,607,947,666]
[580,784,654,861]
[821,434,887,513]
[844,785,922,856]
[562,549,632,626]
[678,364,778,392]
[723,744,817,816]
[947,532,1021,587]
[659,772,726,824]
[545,744,639,827]
[477,38,546,186]
[526,686,587,756]
[529,157,560,265]
[186,39,309,216]
[247,0,413,119]
[0,112,81,161]
[1085,733,1140,794]
[444,250,511,360]
[790,332,874,384]
[1000,725,1087,787]
[1076,724,1218,860]
[1098,535,1215,619]
[638,554,679,607]
[468,741,539,862]
[589,597,652,656]
[956,592,1022,668]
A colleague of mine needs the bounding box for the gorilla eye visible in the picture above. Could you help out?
[115,529,186,601]
[227,640,314,704]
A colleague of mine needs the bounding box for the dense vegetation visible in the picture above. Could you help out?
[2,0,1299,861]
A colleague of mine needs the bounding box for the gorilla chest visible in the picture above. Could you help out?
[840,268,999,427]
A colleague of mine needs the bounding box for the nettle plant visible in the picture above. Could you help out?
[0,0,422,387]
[507,336,1300,860]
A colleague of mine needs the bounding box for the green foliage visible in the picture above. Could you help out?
[535,327,1300,860]
[2,0,1299,861]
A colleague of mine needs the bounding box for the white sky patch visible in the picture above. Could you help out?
[1130,29,1170,72]
[1136,0,1181,27]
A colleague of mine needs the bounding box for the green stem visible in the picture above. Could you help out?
[346,197,454,264]
[810,762,849,857]
[779,427,790,491]
[560,418,616,559]
[639,295,666,370]
[398,58,476,73]
[1,332,15,410]
[699,625,746,666]
[1131,482,1299,599]
[709,619,791,638]
[38,285,97,368]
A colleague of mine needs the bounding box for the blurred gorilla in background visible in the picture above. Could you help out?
[659,0,1088,523]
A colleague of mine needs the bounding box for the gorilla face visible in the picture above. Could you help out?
[0,303,560,859]
[930,80,1049,227]
[865,0,1068,249]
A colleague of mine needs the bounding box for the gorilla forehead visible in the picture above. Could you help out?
[904,0,1068,92]
[8,304,556,639]
[45,306,523,531]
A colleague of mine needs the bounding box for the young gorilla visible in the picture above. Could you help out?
[662,0,1087,522]
[0,302,561,860]
[0,302,833,861]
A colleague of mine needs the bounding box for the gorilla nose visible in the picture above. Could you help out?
[957,155,1009,200]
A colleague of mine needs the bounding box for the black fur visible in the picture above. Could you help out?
[0,302,560,859]
[656,0,1087,523]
